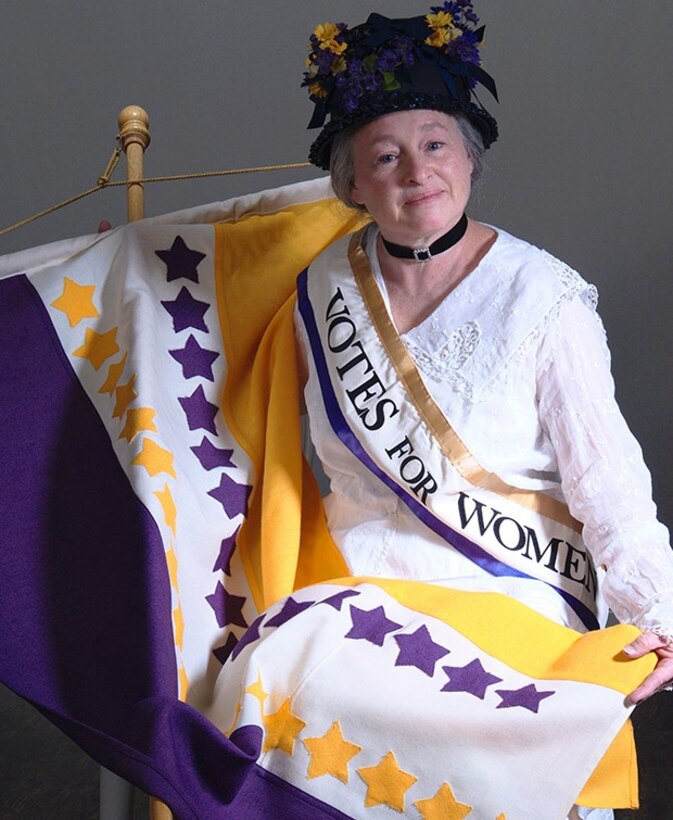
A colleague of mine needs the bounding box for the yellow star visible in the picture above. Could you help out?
[156,485,177,535]
[415,782,473,820]
[113,374,137,418]
[165,545,179,589]
[303,721,362,784]
[496,815,507,820]
[226,692,243,736]
[73,326,119,371]
[119,406,157,443]
[51,277,99,327]
[173,605,185,650]
[178,666,189,702]
[99,352,128,395]
[132,438,176,478]
[357,751,417,811]
[245,673,269,708]
[262,698,306,754]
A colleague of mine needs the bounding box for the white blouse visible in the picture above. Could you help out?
[296,225,673,637]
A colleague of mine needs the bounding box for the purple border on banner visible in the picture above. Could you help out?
[0,274,351,819]
[297,269,598,631]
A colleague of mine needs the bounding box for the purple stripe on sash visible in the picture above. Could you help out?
[297,270,598,631]
[0,274,352,818]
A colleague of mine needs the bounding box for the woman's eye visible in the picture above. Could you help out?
[377,153,397,164]
[427,141,444,151]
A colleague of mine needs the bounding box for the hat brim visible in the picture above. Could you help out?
[308,90,498,170]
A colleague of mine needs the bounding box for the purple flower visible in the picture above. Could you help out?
[342,85,362,111]
[394,36,415,65]
[364,72,382,93]
[315,48,337,73]
[430,0,480,29]
[378,47,399,72]
[449,30,481,65]
[347,57,366,80]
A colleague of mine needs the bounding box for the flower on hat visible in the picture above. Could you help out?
[307,82,328,99]
[427,1,483,65]
[426,10,455,29]
[314,22,348,55]
[425,26,457,48]
[425,10,461,47]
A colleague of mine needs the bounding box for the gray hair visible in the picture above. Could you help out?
[329,113,485,212]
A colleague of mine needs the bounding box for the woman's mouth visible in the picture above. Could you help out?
[404,190,444,206]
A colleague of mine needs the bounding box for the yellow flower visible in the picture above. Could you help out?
[425,24,461,48]
[425,28,449,48]
[308,82,328,99]
[322,38,347,55]
[314,22,342,43]
[426,11,454,30]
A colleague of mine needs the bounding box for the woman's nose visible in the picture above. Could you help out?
[403,153,430,183]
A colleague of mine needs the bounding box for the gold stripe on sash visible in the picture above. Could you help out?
[348,231,582,534]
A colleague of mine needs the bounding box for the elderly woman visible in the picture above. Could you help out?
[210,5,673,817]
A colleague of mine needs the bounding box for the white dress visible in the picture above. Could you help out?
[297,224,673,639]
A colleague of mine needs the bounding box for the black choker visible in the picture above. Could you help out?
[381,213,468,262]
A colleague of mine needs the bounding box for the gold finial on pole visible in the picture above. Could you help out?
[118,105,150,222]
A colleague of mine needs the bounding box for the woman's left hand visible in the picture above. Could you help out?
[624,631,673,704]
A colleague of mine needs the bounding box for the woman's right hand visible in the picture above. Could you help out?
[624,631,673,704]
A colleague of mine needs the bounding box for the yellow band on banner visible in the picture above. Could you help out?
[578,720,637,810]
[214,198,362,611]
[330,577,653,691]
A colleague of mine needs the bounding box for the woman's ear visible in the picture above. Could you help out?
[350,183,364,206]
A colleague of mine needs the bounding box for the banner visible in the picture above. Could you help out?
[0,178,653,818]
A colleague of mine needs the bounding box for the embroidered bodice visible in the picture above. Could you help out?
[296,225,673,638]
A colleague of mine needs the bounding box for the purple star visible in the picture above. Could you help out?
[394,625,450,677]
[213,526,241,575]
[345,605,402,647]
[441,658,503,699]
[213,632,238,665]
[265,597,314,628]
[206,582,247,628]
[208,473,252,519]
[495,684,555,713]
[161,287,209,333]
[155,235,206,283]
[231,614,265,660]
[178,385,219,434]
[319,589,361,610]
[169,334,219,380]
[191,436,235,470]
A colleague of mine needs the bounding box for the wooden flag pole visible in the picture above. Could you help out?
[120,104,172,820]
[118,105,150,222]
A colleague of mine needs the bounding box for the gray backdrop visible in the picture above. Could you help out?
[1,0,671,537]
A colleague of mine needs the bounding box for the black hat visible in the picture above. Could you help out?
[303,5,498,170]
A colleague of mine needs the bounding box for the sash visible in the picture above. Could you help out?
[297,229,601,631]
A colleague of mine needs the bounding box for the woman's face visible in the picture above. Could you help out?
[350,109,473,247]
